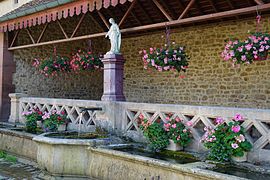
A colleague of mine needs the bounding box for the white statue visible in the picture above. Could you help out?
[105,18,121,54]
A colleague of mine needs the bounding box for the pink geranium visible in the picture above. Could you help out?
[231,125,241,133]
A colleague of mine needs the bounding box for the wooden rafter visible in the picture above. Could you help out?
[254,0,264,5]
[71,13,86,38]
[37,23,48,43]
[97,11,110,29]
[209,0,218,13]
[8,3,270,51]
[119,0,138,27]
[152,0,173,21]
[137,1,153,23]
[26,28,35,44]
[178,0,196,20]
[57,20,68,39]
[10,30,20,47]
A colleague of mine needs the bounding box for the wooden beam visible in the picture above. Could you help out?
[178,0,196,20]
[8,3,270,51]
[71,13,85,38]
[119,0,137,27]
[254,0,264,5]
[37,23,48,43]
[137,1,153,23]
[97,11,110,29]
[9,30,20,47]
[152,0,173,21]
[209,0,218,13]
[57,20,68,39]
[26,28,35,44]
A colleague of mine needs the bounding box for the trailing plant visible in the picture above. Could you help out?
[140,43,189,73]
[201,114,252,162]
[70,49,103,73]
[164,115,193,147]
[139,114,169,151]
[22,108,43,133]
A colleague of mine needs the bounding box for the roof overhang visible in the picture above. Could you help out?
[0,0,133,32]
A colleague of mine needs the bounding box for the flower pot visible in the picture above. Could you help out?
[57,124,66,132]
[254,51,268,61]
[166,139,183,151]
[37,121,42,128]
[232,152,247,162]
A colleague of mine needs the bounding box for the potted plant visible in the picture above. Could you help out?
[22,108,43,133]
[140,43,189,73]
[139,114,169,151]
[42,111,69,132]
[201,114,252,162]
[70,49,103,73]
[164,116,192,151]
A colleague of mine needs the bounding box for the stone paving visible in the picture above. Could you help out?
[0,157,91,180]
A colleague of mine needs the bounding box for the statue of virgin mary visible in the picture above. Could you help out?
[105,18,121,54]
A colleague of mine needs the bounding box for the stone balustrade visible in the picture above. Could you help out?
[8,93,270,163]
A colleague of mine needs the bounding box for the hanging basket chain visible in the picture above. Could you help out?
[256,6,262,33]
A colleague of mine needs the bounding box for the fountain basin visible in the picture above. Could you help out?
[0,126,37,161]
[87,144,260,180]
[33,132,110,177]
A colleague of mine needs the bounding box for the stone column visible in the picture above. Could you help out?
[8,93,27,123]
[101,54,125,101]
[0,32,15,122]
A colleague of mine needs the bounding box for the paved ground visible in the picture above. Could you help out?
[0,157,91,180]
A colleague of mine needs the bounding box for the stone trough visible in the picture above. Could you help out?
[0,125,37,161]
[33,132,110,177]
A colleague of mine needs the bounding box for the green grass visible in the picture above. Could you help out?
[0,150,17,163]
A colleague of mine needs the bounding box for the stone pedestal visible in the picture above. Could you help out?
[8,93,27,123]
[101,54,125,101]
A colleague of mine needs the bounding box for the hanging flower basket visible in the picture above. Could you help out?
[33,55,70,77]
[140,44,190,73]
[70,49,103,73]
[221,32,270,67]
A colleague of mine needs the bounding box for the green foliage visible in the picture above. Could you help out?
[0,151,17,163]
[202,115,252,162]
[42,112,68,132]
[164,117,192,147]
[140,119,169,151]
[23,109,42,134]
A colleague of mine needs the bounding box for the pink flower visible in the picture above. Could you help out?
[241,55,247,61]
[231,143,239,149]
[175,117,181,122]
[215,117,224,124]
[172,124,177,128]
[183,129,187,133]
[232,125,241,133]
[237,46,243,52]
[235,134,245,142]
[233,113,244,121]
[139,114,144,120]
[186,121,193,127]
[245,44,252,50]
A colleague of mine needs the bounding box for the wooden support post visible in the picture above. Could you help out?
[0,32,15,121]
[119,0,138,27]
[254,0,264,5]
[152,0,173,21]
[178,0,196,20]
[98,11,110,29]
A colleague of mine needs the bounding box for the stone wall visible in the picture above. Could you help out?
[122,16,270,109]
[12,14,270,108]
[13,14,108,100]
